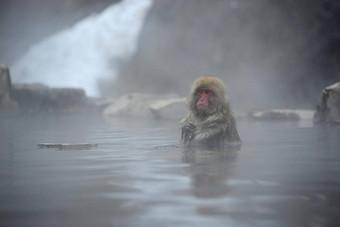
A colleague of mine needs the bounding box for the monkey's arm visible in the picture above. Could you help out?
[181,122,221,145]
[189,114,227,143]
[193,125,225,142]
[227,123,241,142]
[181,122,196,145]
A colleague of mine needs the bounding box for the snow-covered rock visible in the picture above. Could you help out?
[248,109,314,121]
[103,93,186,120]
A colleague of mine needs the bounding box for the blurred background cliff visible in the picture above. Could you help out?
[1,0,340,112]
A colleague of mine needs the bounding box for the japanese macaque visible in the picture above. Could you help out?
[180,76,241,147]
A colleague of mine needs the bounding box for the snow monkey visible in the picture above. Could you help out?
[180,76,241,147]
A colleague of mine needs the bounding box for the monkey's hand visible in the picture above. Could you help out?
[181,123,196,145]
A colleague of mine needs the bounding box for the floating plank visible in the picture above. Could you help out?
[38,143,98,150]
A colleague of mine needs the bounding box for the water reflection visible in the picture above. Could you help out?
[315,124,340,152]
[182,145,239,198]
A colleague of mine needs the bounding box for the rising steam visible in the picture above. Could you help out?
[10,0,152,97]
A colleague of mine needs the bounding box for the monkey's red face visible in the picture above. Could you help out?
[196,87,213,109]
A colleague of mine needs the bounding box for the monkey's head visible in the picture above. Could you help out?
[188,76,229,116]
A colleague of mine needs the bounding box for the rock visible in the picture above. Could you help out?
[248,109,314,121]
[12,83,97,113]
[48,88,87,112]
[149,97,187,120]
[103,93,157,118]
[12,83,50,113]
[314,82,340,123]
[0,64,19,112]
[103,93,186,120]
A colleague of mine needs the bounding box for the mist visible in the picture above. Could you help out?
[7,0,152,97]
[1,0,340,111]
[112,0,340,111]
[0,0,116,65]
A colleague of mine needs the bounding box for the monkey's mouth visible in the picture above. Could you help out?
[198,103,209,109]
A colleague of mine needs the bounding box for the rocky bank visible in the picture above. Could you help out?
[0,64,98,114]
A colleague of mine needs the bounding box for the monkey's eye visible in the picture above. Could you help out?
[197,88,213,95]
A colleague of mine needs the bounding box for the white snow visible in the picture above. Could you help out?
[11,0,152,97]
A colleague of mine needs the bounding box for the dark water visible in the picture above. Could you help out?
[0,114,340,227]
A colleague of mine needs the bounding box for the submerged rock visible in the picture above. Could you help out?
[314,82,340,123]
[103,93,186,120]
[38,143,98,150]
[248,109,314,121]
[0,64,19,112]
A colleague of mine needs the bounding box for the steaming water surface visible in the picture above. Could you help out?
[1,114,340,226]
